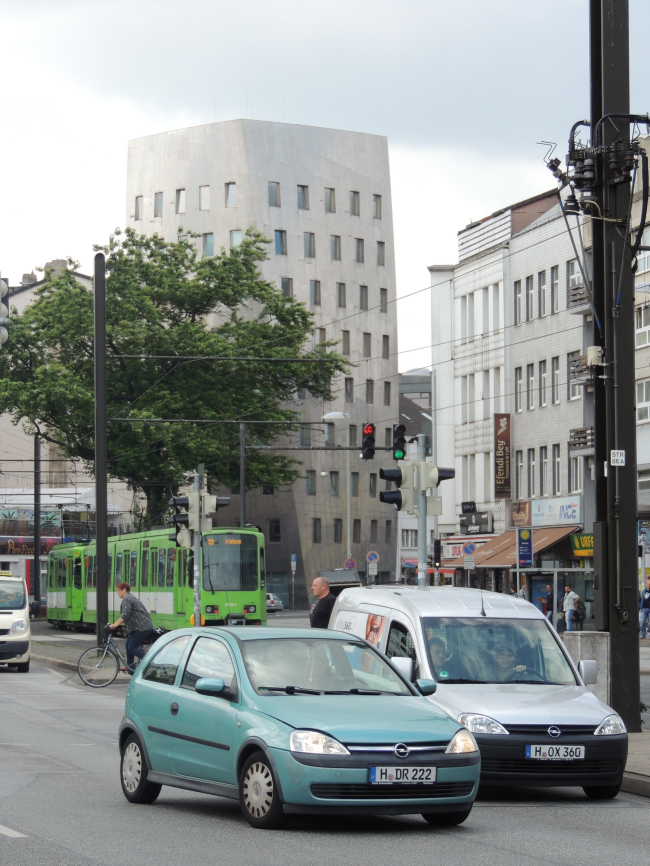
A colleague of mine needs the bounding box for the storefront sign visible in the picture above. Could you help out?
[509,500,532,527]
[494,414,511,499]
[459,512,493,535]
[531,496,581,527]
[570,533,594,557]
[401,558,418,568]
[0,536,60,555]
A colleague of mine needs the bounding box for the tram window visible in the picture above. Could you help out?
[158,549,167,588]
[92,556,97,588]
[74,556,82,590]
[107,553,113,588]
[130,551,138,587]
[187,550,193,589]
[166,549,175,587]
[202,534,258,592]
[141,550,149,588]
[57,558,64,588]
[49,555,54,589]
[85,557,91,588]
[115,552,123,585]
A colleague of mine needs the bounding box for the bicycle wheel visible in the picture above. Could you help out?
[77,647,119,687]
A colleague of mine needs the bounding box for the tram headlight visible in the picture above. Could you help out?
[244,604,256,614]
[205,605,219,614]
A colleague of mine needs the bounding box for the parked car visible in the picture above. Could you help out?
[266,593,284,613]
[118,626,480,829]
[329,586,628,799]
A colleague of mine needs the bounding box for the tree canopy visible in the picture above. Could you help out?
[0,228,347,524]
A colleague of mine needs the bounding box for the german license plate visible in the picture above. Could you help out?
[369,766,437,784]
[525,745,585,760]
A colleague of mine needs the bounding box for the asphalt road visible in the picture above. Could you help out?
[0,661,649,866]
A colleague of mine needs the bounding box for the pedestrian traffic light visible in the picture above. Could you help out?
[392,424,406,461]
[168,495,192,548]
[362,423,376,460]
[0,277,9,348]
[433,538,442,568]
[379,463,416,513]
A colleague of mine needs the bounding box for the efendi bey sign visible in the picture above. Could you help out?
[494,413,511,499]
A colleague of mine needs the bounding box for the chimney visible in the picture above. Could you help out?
[21,273,37,287]
[43,260,68,277]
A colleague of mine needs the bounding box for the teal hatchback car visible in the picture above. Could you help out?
[118,627,480,829]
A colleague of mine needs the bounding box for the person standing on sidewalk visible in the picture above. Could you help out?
[109,583,154,671]
[640,576,650,639]
[545,584,554,623]
[563,584,579,632]
[310,577,336,629]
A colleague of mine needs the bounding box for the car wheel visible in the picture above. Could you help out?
[120,734,161,804]
[583,782,622,800]
[421,806,472,827]
[239,750,287,829]
[16,660,30,673]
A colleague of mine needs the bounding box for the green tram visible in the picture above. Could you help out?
[46,526,267,631]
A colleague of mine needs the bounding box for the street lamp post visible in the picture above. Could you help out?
[322,412,351,560]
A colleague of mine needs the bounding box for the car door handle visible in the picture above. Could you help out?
[170,702,179,716]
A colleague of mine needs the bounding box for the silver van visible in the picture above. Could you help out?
[0,572,31,672]
[329,586,627,799]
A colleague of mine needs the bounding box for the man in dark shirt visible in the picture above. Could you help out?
[545,584,554,622]
[310,577,336,628]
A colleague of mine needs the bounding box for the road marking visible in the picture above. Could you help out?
[0,824,26,838]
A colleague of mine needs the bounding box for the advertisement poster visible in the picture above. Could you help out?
[509,501,532,527]
[333,610,386,652]
[494,414,511,499]
[531,496,581,527]
[517,528,533,567]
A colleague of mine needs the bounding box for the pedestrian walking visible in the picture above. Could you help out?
[574,596,586,631]
[563,584,579,632]
[640,576,650,639]
[310,577,336,628]
[109,583,154,671]
[545,584,554,623]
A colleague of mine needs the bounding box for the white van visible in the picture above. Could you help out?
[330,586,627,799]
[0,572,31,672]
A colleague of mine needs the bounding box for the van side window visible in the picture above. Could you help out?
[386,620,417,667]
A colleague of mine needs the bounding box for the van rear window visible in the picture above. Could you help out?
[0,580,25,611]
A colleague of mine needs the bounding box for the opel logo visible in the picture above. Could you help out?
[547,726,562,738]
[394,743,410,758]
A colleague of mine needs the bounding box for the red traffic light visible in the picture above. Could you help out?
[363,423,375,436]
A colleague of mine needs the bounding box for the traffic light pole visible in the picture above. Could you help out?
[192,466,202,628]
[417,435,427,588]
[94,253,108,645]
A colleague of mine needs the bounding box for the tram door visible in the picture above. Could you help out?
[66,552,84,621]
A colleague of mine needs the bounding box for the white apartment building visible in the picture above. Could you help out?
[126,119,400,606]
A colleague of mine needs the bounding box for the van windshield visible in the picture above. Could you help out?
[422,617,577,686]
[0,580,25,611]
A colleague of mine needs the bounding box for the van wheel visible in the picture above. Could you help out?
[422,806,472,827]
[239,751,287,829]
[16,660,30,673]
[120,734,161,804]
[583,782,621,799]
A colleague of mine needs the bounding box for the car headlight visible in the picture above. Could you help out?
[289,730,350,755]
[445,729,479,754]
[458,713,509,735]
[10,618,27,634]
[594,714,627,736]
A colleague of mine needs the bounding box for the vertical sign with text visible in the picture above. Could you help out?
[494,413,511,499]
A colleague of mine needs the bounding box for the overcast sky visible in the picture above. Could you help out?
[1,0,649,370]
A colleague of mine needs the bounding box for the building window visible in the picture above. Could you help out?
[355,238,365,263]
[526,276,534,321]
[175,189,185,214]
[325,187,336,213]
[637,379,650,421]
[568,258,581,289]
[331,235,341,260]
[268,519,281,543]
[350,190,360,216]
[382,335,390,359]
[135,196,143,220]
[384,427,391,447]
[225,182,237,208]
[401,529,418,548]
[515,367,523,412]
[310,280,321,305]
[383,381,391,406]
[154,191,163,218]
[551,356,560,404]
[540,446,548,496]
[333,519,343,544]
[360,285,368,310]
[351,472,360,497]
[199,185,210,211]
[369,473,377,497]
[514,280,522,325]
[638,228,650,273]
[636,306,650,347]
[312,518,321,543]
[349,425,357,447]
[275,230,287,255]
[570,456,583,493]
[377,241,386,266]
[515,450,524,500]
[341,330,350,355]
[268,181,281,207]
[297,184,309,210]
[300,424,311,446]
[367,519,376,544]
[385,519,392,544]
[202,233,214,257]
[330,471,340,496]
[325,423,336,447]
[353,519,361,543]
[306,470,316,495]
[363,332,371,357]
[281,277,293,298]
[366,379,374,404]
[318,327,326,344]
[551,265,559,313]
[337,282,346,307]
[380,287,388,313]
[538,271,547,317]
[373,194,382,219]
[539,360,547,406]
[526,364,535,410]
[345,377,354,402]
[552,444,561,495]
[568,351,581,399]
[262,485,274,495]
[527,448,536,498]
[304,232,315,258]
[230,229,242,247]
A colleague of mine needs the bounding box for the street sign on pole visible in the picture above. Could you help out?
[368,562,378,576]
[366,551,379,564]
[463,556,475,570]
[290,553,297,573]
[344,558,356,570]
[462,542,476,557]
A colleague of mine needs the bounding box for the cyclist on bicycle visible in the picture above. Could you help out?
[109,583,154,672]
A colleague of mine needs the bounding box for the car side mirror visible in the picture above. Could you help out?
[195,677,225,696]
[415,678,437,696]
[578,660,597,685]
[391,656,414,681]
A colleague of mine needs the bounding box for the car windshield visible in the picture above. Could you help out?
[0,580,25,610]
[241,638,413,695]
[422,617,577,686]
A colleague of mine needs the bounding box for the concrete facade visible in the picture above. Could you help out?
[126,120,399,606]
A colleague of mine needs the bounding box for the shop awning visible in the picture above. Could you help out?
[446,526,580,569]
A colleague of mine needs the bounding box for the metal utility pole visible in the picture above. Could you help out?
[239,423,246,528]
[32,431,41,605]
[417,435,427,588]
[94,253,108,644]
[192,465,203,628]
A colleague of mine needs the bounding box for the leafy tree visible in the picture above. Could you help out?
[0,228,347,525]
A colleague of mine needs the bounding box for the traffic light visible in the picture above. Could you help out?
[169,495,192,548]
[202,494,231,514]
[362,423,376,460]
[379,463,416,513]
[0,277,9,348]
[392,424,406,461]
[419,464,456,490]
[433,539,442,568]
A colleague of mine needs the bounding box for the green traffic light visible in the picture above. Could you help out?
[394,449,405,460]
